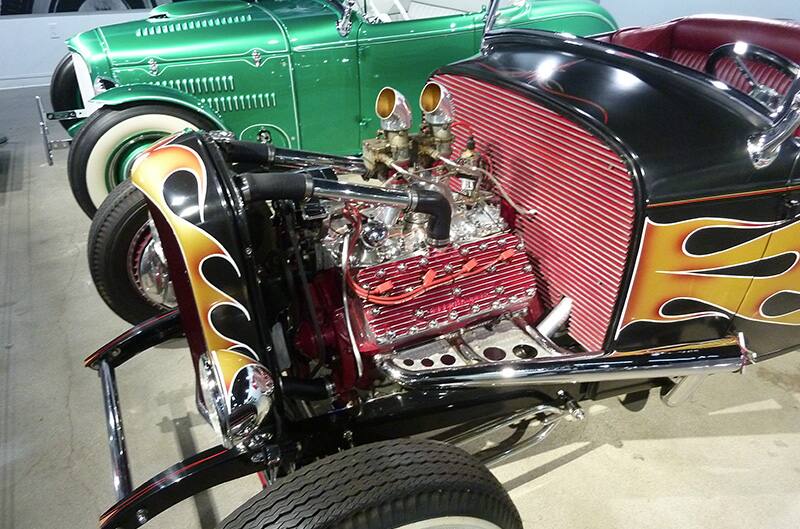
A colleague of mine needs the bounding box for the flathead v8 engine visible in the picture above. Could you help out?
[288,84,544,388]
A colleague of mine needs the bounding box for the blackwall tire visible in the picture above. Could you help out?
[67,104,213,218]
[88,179,173,324]
[50,53,82,132]
[218,439,522,529]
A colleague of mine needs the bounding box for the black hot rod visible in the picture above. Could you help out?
[84,15,800,529]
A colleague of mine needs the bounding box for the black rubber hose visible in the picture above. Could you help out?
[414,188,451,245]
[280,377,333,400]
[217,138,365,174]
[219,139,276,166]
[240,171,310,202]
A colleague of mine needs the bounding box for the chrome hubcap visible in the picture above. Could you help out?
[127,219,176,308]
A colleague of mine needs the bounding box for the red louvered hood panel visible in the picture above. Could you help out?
[434,74,637,350]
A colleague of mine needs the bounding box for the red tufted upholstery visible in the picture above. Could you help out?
[599,15,800,95]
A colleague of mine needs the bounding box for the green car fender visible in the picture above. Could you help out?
[67,83,229,216]
[90,83,226,130]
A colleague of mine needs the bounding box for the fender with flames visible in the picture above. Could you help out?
[130,132,275,447]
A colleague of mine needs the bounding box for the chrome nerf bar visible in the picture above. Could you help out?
[98,360,133,500]
[377,334,747,390]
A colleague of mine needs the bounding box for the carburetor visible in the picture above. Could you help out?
[362,82,456,178]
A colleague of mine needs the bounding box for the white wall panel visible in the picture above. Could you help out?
[0,11,146,90]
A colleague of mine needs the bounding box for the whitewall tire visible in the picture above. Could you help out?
[67,104,214,217]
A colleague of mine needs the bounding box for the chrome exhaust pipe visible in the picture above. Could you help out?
[535,296,572,338]
[377,336,747,390]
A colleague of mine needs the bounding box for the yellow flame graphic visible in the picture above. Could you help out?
[211,349,257,392]
[131,138,256,358]
[618,216,800,336]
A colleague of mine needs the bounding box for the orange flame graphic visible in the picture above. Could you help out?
[130,138,256,359]
[618,216,800,336]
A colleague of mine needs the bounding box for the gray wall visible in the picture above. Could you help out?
[0,11,147,90]
[599,0,800,27]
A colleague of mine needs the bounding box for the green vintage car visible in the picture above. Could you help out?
[50,0,616,217]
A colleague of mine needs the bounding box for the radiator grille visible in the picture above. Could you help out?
[435,74,636,350]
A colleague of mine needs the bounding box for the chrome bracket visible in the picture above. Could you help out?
[46,108,90,121]
[35,96,73,166]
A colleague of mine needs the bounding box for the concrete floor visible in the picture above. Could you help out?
[1,85,799,529]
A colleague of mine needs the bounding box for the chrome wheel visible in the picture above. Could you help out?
[126,219,175,308]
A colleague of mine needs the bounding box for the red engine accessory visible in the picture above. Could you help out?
[347,232,537,353]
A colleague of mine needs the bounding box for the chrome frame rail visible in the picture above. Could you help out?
[446,390,586,466]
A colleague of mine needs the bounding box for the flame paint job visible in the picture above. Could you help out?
[130,139,257,358]
[210,349,260,393]
[130,132,275,416]
[618,217,800,338]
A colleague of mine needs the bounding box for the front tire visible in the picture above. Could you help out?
[88,179,174,324]
[68,103,213,217]
[218,439,522,529]
[50,53,82,132]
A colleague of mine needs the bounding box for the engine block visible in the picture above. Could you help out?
[348,232,537,353]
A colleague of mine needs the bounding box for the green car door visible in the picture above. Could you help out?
[356,9,482,138]
[270,2,362,154]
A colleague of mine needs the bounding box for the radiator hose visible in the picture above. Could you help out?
[213,134,366,175]
[239,169,451,246]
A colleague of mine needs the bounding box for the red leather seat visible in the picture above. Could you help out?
[599,15,800,95]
